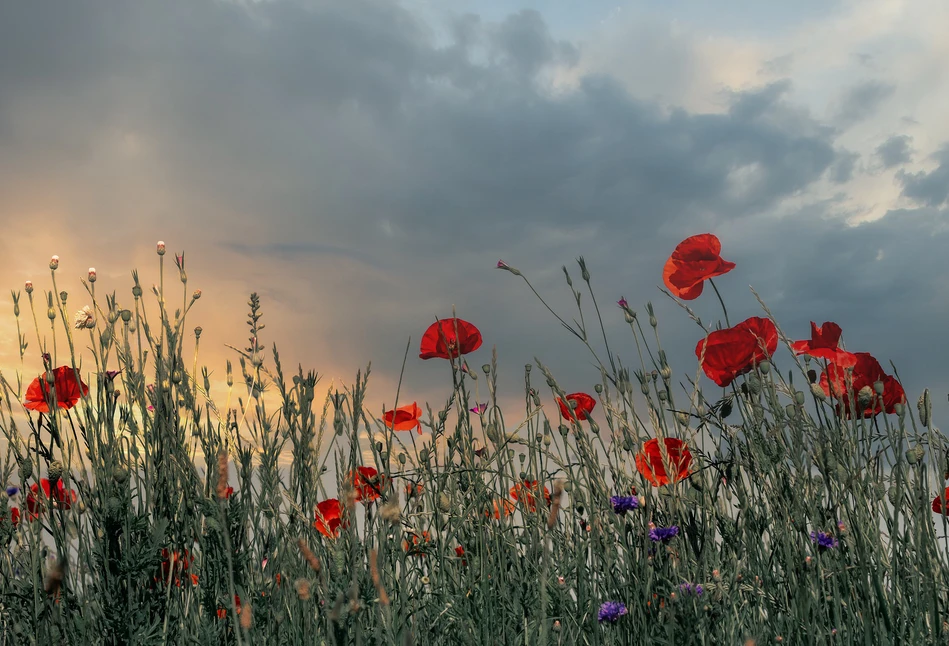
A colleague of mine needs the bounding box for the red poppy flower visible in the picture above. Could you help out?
[217,595,242,619]
[696,317,778,387]
[557,393,596,421]
[662,234,736,300]
[509,480,552,512]
[486,498,515,519]
[224,486,234,499]
[154,548,197,587]
[404,482,424,497]
[23,366,90,412]
[635,438,693,486]
[350,466,386,503]
[314,498,343,538]
[455,545,467,566]
[419,318,483,360]
[934,488,949,514]
[2,507,19,528]
[27,478,78,518]
[819,352,906,418]
[402,530,432,555]
[383,402,423,434]
[791,322,857,368]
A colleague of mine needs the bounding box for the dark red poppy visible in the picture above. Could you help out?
[934,488,949,514]
[404,482,424,497]
[350,466,386,503]
[557,393,596,421]
[27,478,78,518]
[509,480,552,512]
[154,548,198,587]
[455,545,467,566]
[662,234,736,300]
[383,402,423,434]
[696,317,778,387]
[419,318,483,360]
[636,438,693,486]
[819,352,905,418]
[791,322,857,368]
[217,595,242,619]
[224,486,234,499]
[23,366,89,412]
[314,498,343,538]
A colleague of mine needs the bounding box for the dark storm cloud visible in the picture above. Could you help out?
[876,135,914,169]
[898,145,949,208]
[834,80,895,126]
[1,0,940,425]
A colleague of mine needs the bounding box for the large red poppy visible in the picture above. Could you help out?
[662,234,736,300]
[2,507,19,528]
[509,480,552,512]
[314,498,343,538]
[557,393,596,421]
[696,317,778,387]
[26,478,78,518]
[791,322,857,368]
[23,366,89,412]
[635,438,692,486]
[934,488,949,514]
[350,466,386,504]
[402,530,432,556]
[419,318,483,360]
[383,402,423,434]
[819,352,905,419]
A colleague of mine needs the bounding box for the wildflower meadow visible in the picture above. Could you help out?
[1,235,948,645]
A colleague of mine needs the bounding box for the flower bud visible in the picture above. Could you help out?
[120,309,132,323]
[18,459,33,480]
[594,383,603,394]
[794,391,806,405]
[47,307,56,321]
[857,386,874,408]
[192,289,202,300]
[47,460,64,486]
[50,255,59,270]
[873,380,885,395]
[132,285,142,298]
[157,241,166,256]
[59,291,68,305]
[649,316,658,328]
[810,383,827,401]
[918,389,932,427]
[88,268,96,283]
[194,326,203,339]
[759,360,771,375]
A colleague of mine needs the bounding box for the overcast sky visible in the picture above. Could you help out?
[1,0,947,453]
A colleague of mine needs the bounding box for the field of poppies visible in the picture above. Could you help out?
[1,236,947,645]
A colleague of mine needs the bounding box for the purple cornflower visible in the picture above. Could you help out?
[649,525,679,543]
[679,582,704,596]
[5,486,18,497]
[470,403,488,415]
[810,531,839,550]
[610,495,639,515]
[597,601,627,624]
[617,297,628,309]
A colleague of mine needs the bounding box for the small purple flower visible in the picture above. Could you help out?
[470,403,488,415]
[496,260,521,276]
[6,486,18,497]
[617,297,628,309]
[597,601,627,624]
[649,525,679,543]
[497,260,508,269]
[610,495,639,515]
[679,582,704,596]
[810,531,839,550]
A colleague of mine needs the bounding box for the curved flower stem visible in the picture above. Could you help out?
[708,279,731,328]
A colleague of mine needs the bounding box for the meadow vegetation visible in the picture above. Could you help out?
[0,236,946,645]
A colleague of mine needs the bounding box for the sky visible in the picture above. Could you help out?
[0,0,947,458]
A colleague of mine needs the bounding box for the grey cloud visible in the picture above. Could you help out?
[876,135,913,169]
[898,145,949,208]
[834,80,895,126]
[829,151,859,183]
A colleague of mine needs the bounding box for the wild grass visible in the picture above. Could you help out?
[0,247,946,645]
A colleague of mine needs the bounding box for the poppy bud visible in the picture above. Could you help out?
[918,390,931,427]
[887,486,900,505]
[562,266,573,287]
[132,285,142,298]
[594,383,602,394]
[120,309,132,323]
[157,241,166,256]
[59,291,68,305]
[719,400,733,418]
[47,460,64,486]
[794,391,805,405]
[50,255,59,270]
[649,316,658,328]
[47,307,56,321]
[759,360,771,375]
[676,412,690,426]
[18,459,33,480]
[857,386,874,408]
[398,453,406,465]
[660,365,673,380]
[543,434,551,447]
[809,383,826,400]
[559,424,569,437]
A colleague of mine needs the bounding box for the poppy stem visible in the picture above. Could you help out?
[708,279,730,328]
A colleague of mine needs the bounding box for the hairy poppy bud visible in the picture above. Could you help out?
[810,383,826,401]
[857,386,874,408]
[594,383,603,394]
[120,309,132,323]
[759,360,771,375]
[794,391,806,405]
[157,241,166,256]
[132,285,142,298]
[887,486,900,505]
[873,381,885,395]
[18,459,33,481]
[50,255,59,270]
[59,291,68,305]
[918,389,932,427]
[88,268,96,283]
[47,460,64,486]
